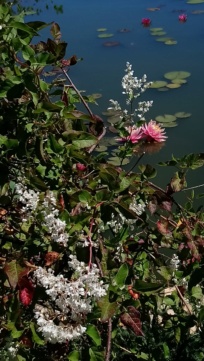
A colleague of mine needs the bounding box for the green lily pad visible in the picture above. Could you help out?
[89,93,102,99]
[174,112,192,118]
[191,9,204,13]
[95,145,108,152]
[155,114,177,123]
[166,83,181,89]
[156,37,174,42]
[98,33,114,38]
[157,87,169,92]
[164,71,191,80]
[149,80,168,88]
[102,109,122,117]
[161,122,178,128]
[150,27,163,31]
[187,0,204,4]
[107,115,122,124]
[108,157,129,166]
[151,31,167,36]
[164,40,177,45]
[97,28,107,32]
[171,78,187,84]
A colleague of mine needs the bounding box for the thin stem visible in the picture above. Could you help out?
[126,151,145,176]
[105,318,112,361]
[62,68,94,119]
[182,183,204,191]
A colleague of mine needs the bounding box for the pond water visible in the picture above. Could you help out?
[26,0,204,192]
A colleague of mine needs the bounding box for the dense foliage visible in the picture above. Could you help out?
[0,3,204,360]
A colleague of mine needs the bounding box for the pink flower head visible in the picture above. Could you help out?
[119,126,143,144]
[178,14,187,22]
[141,120,167,143]
[76,163,87,172]
[141,18,151,27]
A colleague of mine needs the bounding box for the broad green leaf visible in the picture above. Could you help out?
[10,21,38,36]
[134,280,165,293]
[49,134,64,153]
[3,260,23,289]
[86,325,101,346]
[191,286,203,299]
[67,350,80,361]
[30,322,45,345]
[97,294,117,322]
[79,190,91,203]
[113,263,129,288]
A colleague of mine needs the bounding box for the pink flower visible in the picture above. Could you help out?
[118,126,143,144]
[178,14,187,22]
[141,120,167,143]
[141,18,151,27]
[76,163,87,171]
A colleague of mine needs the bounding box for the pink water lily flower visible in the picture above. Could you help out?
[141,120,167,143]
[141,18,151,27]
[118,126,143,144]
[178,14,187,22]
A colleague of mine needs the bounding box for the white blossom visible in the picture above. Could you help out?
[33,256,107,343]
[15,182,39,214]
[129,198,146,216]
[170,254,180,270]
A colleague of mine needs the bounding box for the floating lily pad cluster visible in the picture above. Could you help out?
[187,0,204,3]
[97,28,114,39]
[155,111,192,128]
[150,70,191,91]
[150,27,177,45]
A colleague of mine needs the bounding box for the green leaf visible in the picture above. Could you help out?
[30,322,45,345]
[134,280,165,293]
[49,134,64,153]
[119,176,131,192]
[3,260,23,289]
[72,135,97,149]
[26,21,49,31]
[139,164,157,179]
[79,190,91,203]
[10,21,38,36]
[67,350,80,361]
[97,294,117,322]
[191,286,203,299]
[113,263,129,289]
[86,325,101,346]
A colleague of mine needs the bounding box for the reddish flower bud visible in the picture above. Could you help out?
[76,163,87,172]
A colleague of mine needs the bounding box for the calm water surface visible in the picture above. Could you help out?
[28,0,204,191]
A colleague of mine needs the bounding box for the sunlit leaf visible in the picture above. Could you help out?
[164,71,191,80]
[174,112,191,118]
[149,81,168,88]
[98,33,114,38]
[155,114,177,123]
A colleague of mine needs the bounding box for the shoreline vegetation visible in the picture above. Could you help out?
[0,2,204,360]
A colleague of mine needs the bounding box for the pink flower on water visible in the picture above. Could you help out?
[119,126,143,144]
[141,120,167,143]
[141,18,151,27]
[178,14,187,22]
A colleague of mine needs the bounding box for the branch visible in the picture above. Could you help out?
[61,68,94,119]
[105,318,112,361]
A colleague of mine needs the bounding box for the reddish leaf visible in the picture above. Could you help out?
[157,219,172,236]
[44,251,60,266]
[18,277,34,306]
[120,306,144,336]
[168,172,187,194]
[148,197,158,215]
[161,200,172,212]
[50,22,61,41]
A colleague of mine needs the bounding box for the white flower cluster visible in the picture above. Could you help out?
[109,99,122,111]
[122,62,151,104]
[33,255,107,343]
[170,254,180,270]
[107,212,136,233]
[129,198,146,216]
[135,100,153,121]
[15,183,69,246]
[15,182,39,214]
[41,191,69,246]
